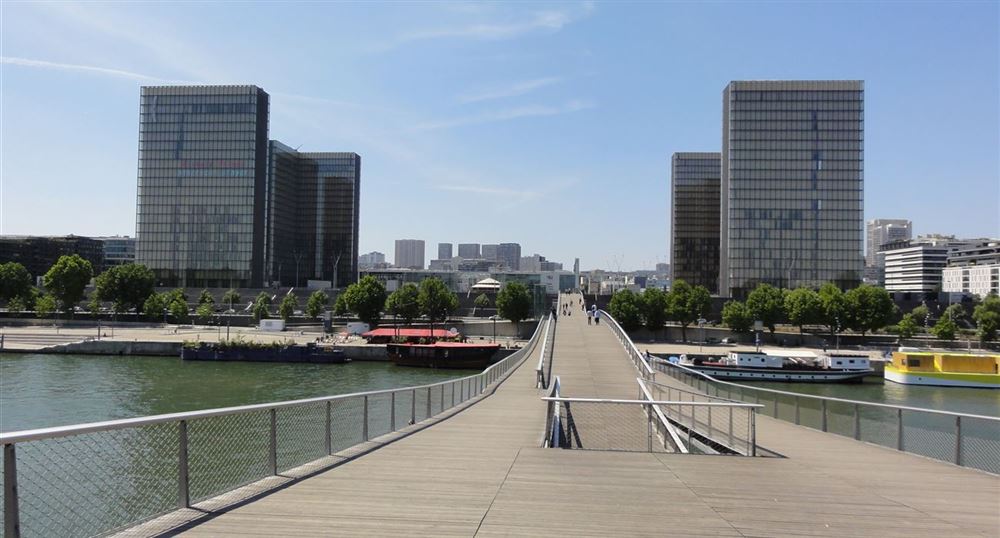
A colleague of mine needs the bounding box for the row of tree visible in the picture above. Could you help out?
[607,280,712,341]
[895,297,1000,343]
[331,275,535,332]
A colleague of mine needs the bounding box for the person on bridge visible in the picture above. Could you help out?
[587,309,592,325]
[594,309,601,325]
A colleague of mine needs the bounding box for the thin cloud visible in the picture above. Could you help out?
[1,56,189,84]
[458,77,563,104]
[413,99,595,131]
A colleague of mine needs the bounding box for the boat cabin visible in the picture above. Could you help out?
[892,351,1000,374]
[725,352,783,369]
[820,353,871,371]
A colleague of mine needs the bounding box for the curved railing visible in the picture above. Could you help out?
[535,314,555,389]
[650,355,1000,474]
[598,310,655,379]
[0,318,546,538]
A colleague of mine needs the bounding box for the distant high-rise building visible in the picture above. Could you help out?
[136,85,271,288]
[720,80,864,297]
[0,235,104,279]
[458,243,480,259]
[267,142,360,288]
[134,85,359,288]
[438,243,453,260]
[395,239,425,269]
[670,152,721,293]
[655,263,670,275]
[481,244,498,261]
[867,219,912,267]
[358,251,386,269]
[497,243,521,270]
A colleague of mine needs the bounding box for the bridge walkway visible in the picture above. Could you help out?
[178,292,998,537]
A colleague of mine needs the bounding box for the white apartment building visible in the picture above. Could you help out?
[942,242,1000,298]
[882,235,980,293]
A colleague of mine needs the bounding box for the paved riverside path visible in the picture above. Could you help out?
[177,293,999,537]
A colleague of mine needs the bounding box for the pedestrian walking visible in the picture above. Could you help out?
[587,310,592,325]
[594,310,601,325]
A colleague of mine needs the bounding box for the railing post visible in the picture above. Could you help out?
[728,406,734,447]
[954,416,963,466]
[178,420,189,508]
[821,399,828,432]
[647,403,653,453]
[4,443,20,538]
[440,384,444,412]
[896,408,904,451]
[426,386,432,419]
[853,403,861,440]
[773,395,779,418]
[363,395,369,441]
[391,392,397,430]
[410,389,416,425]
[750,410,757,457]
[794,396,800,425]
[708,405,713,434]
[325,401,332,455]
[451,381,456,407]
[269,408,277,475]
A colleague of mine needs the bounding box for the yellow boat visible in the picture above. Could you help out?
[885,350,1000,388]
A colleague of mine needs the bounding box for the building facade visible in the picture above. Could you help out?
[93,236,136,267]
[135,85,270,288]
[481,244,498,261]
[720,80,864,298]
[265,142,360,288]
[438,243,453,260]
[882,236,978,293]
[395,239,425,269]
[865,219,911,284]
[457,243,480,259]
[670,152,721,293]
[497,243,521,270]
[942,242,1000,297]
[0,235,104,279]
[358,251,386,269]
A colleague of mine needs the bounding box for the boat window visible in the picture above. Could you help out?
[908,359,921,367]
[849,359,855,364]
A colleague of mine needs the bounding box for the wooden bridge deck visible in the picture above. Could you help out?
[175,293,999,537]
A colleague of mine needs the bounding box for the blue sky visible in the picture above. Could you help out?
[1,1,997,271]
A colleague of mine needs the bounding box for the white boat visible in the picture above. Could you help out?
[679,350,873,384]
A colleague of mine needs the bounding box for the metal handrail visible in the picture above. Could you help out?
[541,397,762,408]
[535,313,553,389]
[650,358,1000,422]
[598,309,655,378]
[636,378,688,453]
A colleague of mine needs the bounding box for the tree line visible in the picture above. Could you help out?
[607,280,711,341]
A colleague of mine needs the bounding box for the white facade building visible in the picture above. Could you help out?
[394,239,425,270]
[882,236,979,293]
[865,219,912,284]
[942,242,1000,298]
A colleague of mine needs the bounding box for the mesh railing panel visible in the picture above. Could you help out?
[188,410,270,503]
[860,406,899,450]
[366,393,392,439]
[276,403,327,472]
[558,402,663,452]
[330,397,365,452]
[962,417,1000,474]
[13,423,178,537]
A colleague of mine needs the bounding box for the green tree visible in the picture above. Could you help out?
[305,290,330,319]
[143,293,167,321]
[473,293,491,315]
[640,287,669,333]
[943,303,966,324]
[340,275,387,327]
[279,293,298,321]
[911,304,931,328]
[972,295,1000,344]
[333,294,348,316]
[896,313,920,339]
[746,283,785,336]
[43,254,94,312]
[419,277,458,334]
[784,287,822,334]
[608,289,643,332]
[818,283,848,337]
[196,302,215,323]
[930,315,957,340]
[252,296,270,322]
[0,262,34,304]
[87,294,101,317]
[169,297,190,323]
[35,294,56,318]
[198,289,215,306]
[222,289,241,311]
[7,295,27,314]
[722,300,753,333]
[496,281,532,336]
[845,285,896,338]
[94,263,155,314]
[385,283,420,325]
[667,280,711,342]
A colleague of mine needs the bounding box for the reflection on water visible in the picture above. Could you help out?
[0,353,478,432]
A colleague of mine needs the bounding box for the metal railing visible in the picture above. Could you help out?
[643,379,756,456]
[542,376,563,448]
[598,310,655,380]
[651,358,1000,474]
[0,319,546,538]
[535,314,555,389]
[542,396,760,454]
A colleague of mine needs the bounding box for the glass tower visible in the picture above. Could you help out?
[670,152,721,293]
[135,85,270,288]
[266,142,361,288]
[720,80,864,298]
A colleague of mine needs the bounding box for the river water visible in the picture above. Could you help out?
[0,353,478,432]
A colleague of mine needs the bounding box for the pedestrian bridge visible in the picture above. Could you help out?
[2,292,998,537]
